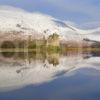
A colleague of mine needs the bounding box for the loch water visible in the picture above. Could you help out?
[0,50,100,100]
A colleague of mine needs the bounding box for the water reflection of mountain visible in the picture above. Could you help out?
[91,51,100,57]
[0,50,100,92]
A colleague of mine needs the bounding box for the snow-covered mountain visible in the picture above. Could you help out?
[0,6,100,42]
[0,6,77,36]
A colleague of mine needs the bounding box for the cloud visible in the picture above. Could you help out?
[0,5,26,12]
[45,0,100,28]
[46,0,100,20]
[0,0,100,28]
[80,21,100,29]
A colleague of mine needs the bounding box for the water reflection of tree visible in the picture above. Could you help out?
[1,47,99,67]
[0,51,59,66]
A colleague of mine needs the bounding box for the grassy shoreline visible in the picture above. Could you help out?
[0,47,100,52]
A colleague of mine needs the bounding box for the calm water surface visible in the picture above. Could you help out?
[0,50,100,100]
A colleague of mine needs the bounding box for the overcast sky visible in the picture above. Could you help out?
[0,0,100,28]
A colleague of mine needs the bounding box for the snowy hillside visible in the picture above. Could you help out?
[0,6,100,41]
[0,6,81,41]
